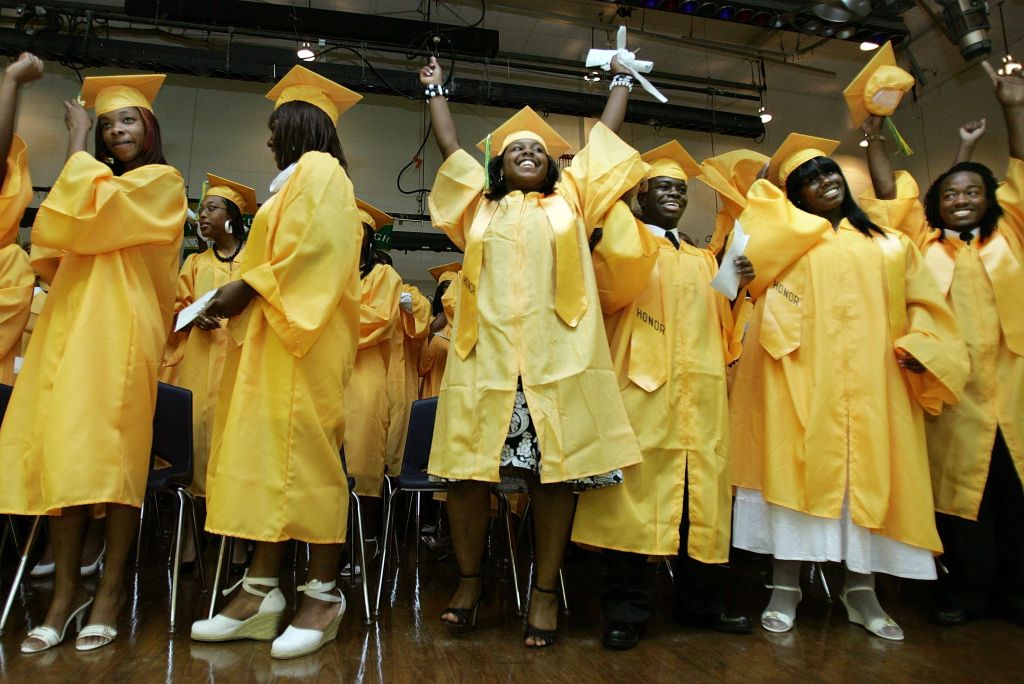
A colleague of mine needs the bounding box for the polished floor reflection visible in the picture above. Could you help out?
[1,513,1022,683]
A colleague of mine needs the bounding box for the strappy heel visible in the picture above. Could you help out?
[524,584,558,648]
[271,579,347,659]
[20,597,93,653]
[190,573,285,642]
[761,585,802,634]
[841,586,904,641]
[440,574,482,628]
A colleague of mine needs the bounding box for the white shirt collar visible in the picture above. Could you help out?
[942,227,980,243]
[644,223,679,242]
[269,162,298,195]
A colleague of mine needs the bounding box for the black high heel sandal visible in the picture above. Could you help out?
[440,574,483,628]
[524,584,558,648]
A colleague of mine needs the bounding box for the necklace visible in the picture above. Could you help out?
[212,239,243,263]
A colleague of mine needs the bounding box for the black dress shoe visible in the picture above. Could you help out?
[928,606,970,626]
[676,611,753,634]
[602,621,642,650]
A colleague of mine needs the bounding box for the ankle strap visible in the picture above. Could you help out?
[460,573,482,580]
[766,584,801,592]
[843,585,875,595]
[298,579,343,603]
[532,584,557,595]
[223,573,279,597]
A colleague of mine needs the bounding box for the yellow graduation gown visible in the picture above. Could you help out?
[20,286,46,360]
[0,136,35,384]
[419,282,457,399]
[344,263,402,497]
[205,152,361,543]
[0,152,185,514]
[384,284,430,475]
[729,179,969,552]
[572,202,747,561]
[159,248,244,497]
[426,123,646,483]
[859,161,1024,521]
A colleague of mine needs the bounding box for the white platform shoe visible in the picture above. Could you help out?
[191,574,285,642]
[270,580,346,660]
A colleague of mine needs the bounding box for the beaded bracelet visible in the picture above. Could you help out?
[609,74,634,92]
[865,134,887,143]
[425,83,450,100]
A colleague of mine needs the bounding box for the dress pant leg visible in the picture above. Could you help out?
[990,430,1024,613]
[936,440,999,616]
[602,550,656,624]
[673,469,726,616]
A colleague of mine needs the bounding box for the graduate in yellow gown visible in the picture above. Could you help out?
[572,142,755,648]
[0,54,39,386]
[419,56,645,646]
[419,262,460,399]
[344,200,403,500]
[192,66,363,660]
[858,63,1024,627]
[0,71,186,653]
[384,279,430,476]
[160,174,253,568]
[726,131,969,642]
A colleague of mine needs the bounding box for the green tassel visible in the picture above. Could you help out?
[885,118,913,157]
[483,134,491,189]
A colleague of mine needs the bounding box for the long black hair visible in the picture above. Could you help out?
[220,197,246,242]
[358,223,388,279]
[269,101,347,170]
[785,157,885,238]
[431,279,452,317]
[924,161,1003,242]
[484,151,560,201]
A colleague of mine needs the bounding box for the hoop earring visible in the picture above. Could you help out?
[224,220,233,235]
[105,157,115,165]
[498,171,504,184]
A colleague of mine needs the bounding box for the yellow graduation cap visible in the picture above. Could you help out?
[641,140,703,182]
[843,42,915,127]
[356,198,392,231]
[769,132,840,187]
[265,65,362,125]
[476,106,572,158]
[79,74,166,116]
[205,174,257,215]
[428,262,462,284]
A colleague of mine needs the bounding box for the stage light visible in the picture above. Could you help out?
[297,42,316,61]
[835,26,857,39]
[680,1,700,13]
[938,0,992,61]
[859,138,869,148]
[998,55,1022,76]
[715,5,736,20]
[758,105,772,124]
[735,8,754,22]
[697,3,718,17]
[751,11,773,26]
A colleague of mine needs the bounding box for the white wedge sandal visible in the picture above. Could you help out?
[270,579,346,660]
[191,573,286,642]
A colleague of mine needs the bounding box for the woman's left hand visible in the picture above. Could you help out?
[204,280,256,320]
[735,255,756,289]
[896,348,927,374]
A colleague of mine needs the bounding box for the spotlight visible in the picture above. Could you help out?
[297,41,316,61]
[859,138,869,148]
[758,105,772,123]
[998,54,1022,76]
[697,2,718,17]
[860,41,880,51]
[680,1,700,13]
[715,5,736,20]
[938,0,991,61]
[735,8,754,22]
[812,1,871,23]
[750,12,773,27]
[835,26,857,39]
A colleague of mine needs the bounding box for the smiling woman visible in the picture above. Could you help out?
[95,106,165,174]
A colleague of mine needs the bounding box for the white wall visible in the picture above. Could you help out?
[10,51,1013,295]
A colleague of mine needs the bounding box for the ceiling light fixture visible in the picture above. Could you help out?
[297,41,316,61]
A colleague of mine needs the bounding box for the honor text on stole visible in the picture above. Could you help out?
[635,307,666,334]
[771,280,801,306]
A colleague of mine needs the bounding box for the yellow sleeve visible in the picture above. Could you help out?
[242,152,362,358]
[591,200,659,314]
[894,237,970,415]
[418,335,436,377]
[559,122,647,237]
[441,280,458,320]
[858,171,931,249]
[162,253,200,369]
[427,149,486,250]
[0,243,35,357]
[740,179,831,299]
[401,284,431,339]
[32,152,186,254]
[28,243,61,286]
[357,264,403,349]
[0,136,32,245]
[700,248,749,365]
[996,157,1024,242]
[698,149,768,255]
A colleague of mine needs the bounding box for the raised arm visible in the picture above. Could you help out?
[953,119,986,164]
[862,114,896,200]
[420,57,460,160]
[0,53,43,187]
[62,99,92,161]
[598,56,632,134]
[982,62,1024,160]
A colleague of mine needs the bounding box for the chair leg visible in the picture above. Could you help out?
[663,557,675,582]
[414,492,422,564]
[811,561,832,601]
[134,497,147,568]
[558,566,570,615]
[500,494,523,615]
[208,536,227,619]
[170,489,186,633]
[184,492,206,586]
[374,489,401,616]
[350,492,371,624]
[151,492,164,537]
[0,515,41,633]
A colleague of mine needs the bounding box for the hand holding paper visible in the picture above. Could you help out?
[174,289,217,332]
[710,221,751,300]
[585,26,668,104]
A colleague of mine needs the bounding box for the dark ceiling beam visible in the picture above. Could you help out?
[0,27,765,137]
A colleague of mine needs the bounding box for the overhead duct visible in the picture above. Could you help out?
[0,28,765,138]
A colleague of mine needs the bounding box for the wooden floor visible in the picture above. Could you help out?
[1,513,1022,684]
